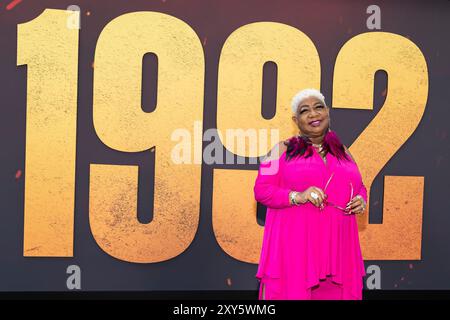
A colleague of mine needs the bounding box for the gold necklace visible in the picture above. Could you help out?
[312,143,323,152]
[299,135,324,153]
[312,143,326,163]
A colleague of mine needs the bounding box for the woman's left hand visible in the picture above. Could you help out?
[345,195,366,215]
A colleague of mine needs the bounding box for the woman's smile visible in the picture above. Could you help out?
[309,119,322,127]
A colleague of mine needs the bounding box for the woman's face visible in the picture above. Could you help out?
[291,96,330,137]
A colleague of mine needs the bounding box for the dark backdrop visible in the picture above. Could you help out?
[0,0,449,291]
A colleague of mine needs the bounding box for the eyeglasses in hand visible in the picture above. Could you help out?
[319,172,354,214]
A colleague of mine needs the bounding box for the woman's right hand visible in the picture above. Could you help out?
[296,186,327,208]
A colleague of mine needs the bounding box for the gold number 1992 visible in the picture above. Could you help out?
[18,9,428,263]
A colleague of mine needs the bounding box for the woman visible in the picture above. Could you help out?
[254,88,367,300]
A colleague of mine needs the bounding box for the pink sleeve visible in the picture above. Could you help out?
[253,156,292,209]
[353,158,367,204]
[358,181,368,203]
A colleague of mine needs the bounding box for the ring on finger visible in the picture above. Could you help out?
[310,192,319,200]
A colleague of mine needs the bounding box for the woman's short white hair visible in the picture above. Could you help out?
[291,88,326,114]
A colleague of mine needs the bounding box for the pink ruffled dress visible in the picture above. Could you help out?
[254,146,367,300]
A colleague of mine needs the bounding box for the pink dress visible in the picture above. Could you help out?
[254,146,367,300]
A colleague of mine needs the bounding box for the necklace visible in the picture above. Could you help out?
[297,135,327,163]
[298,135,324,152]
[312,143,323,152]
[312,142,327,163]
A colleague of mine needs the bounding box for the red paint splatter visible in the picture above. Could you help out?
[226,278,232,286]
[6,0,22,10]
[86,11,91,16]
[381,88,387,97]
[15,169,22,179]
[203,37,207,46]
[409,263,413,270]
[400,277,404,281]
